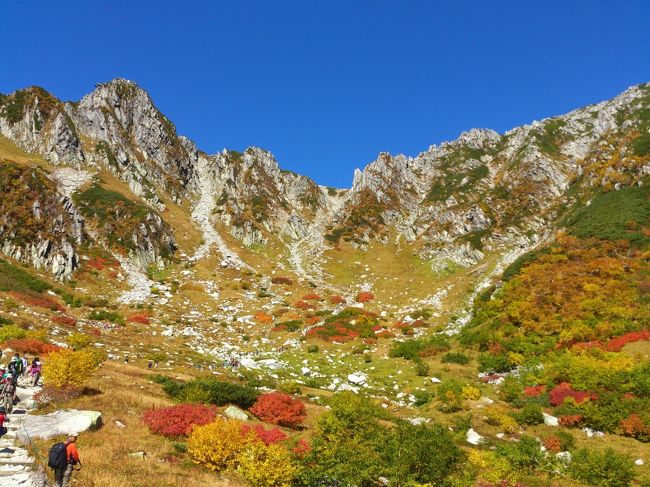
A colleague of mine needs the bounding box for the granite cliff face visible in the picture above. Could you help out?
[0,78,648,281]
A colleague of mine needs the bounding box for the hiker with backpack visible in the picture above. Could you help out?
[28,357,42,387]
[49,432,81,487]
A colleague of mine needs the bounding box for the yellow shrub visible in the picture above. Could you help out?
[461,385,481,401]
[42,349,100,387]
[66,332,91,350]
[507,352,525,366]
[188,418,256,471]
[484,406,518,433]
[468,449,488,468]
[237,442,297,487]
[481,451,518,485]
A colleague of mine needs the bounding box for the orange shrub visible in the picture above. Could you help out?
[302,292,321,300]
[329,295,346,305]
[254,312,274,324]
[542,436,562,452]
[128,313,150,324]
[9,291,64,312]
[294,300,313,310]
[1,338,61,355]
[355,292,374,303]
[249,392,306,428]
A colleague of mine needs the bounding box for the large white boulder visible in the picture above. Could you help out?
[543,412,559,426]
[347,373,367,385]
[224,406,248,421]
[466,428,484,445]
[17,410,102,443]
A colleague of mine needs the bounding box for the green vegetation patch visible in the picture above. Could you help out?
[152,375,259,409]
[562,186,650,245]
[0,259,52,294]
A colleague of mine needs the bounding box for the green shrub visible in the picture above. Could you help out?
[0,259,52,293]
[563,186,650,245]
[389,334,450,361]
[414,359,430,377]
[159,377,259,409]
[441,352,470,365]
[495,435,545,473]
[478,353,513,373]
[437,379,464,413]
[88,309,124,325]
[632,133,650,156]
[570,448,635,487]
[0,324,27,342]
[555,430,576,451]
[512,402,544,425]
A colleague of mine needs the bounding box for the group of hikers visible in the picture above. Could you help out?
[0,351,81,486]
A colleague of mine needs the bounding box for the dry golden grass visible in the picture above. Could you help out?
[31,361,245,487]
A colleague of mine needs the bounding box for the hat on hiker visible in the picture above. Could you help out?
[68,431,79,438]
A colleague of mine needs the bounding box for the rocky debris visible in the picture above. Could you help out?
[224,406,248,421]
[347,373,367,386]
[115,254,155,304]
[581,427,605,438]
[50,168,94,198]
[635,459,645,466]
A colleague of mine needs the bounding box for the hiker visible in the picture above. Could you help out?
[0,405,9,438]
[51,432,81,487]
[29,357,41,387]
[21,355,28,376]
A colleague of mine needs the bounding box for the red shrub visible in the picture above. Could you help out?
[9,291,64,312]
[549,383,594,406]
[1,338,61,355]
[241,424,287,445]
[559,415,583,427]
[128,313,150,324]
[292,438,311,457]
[329,295,346,305]
[53,315,77,327]
[355,292,374,303]
[271,277,293,285]
[249,392,306,428]
[605,330,650,352]
[142,403,218,437]
[294,300,313,310]
[524,385,546,397]
[302,293,321,300]
[90,327,102,336]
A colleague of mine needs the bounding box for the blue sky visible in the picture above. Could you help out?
[2,1,649,187]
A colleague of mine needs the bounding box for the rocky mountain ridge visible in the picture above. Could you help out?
[0,79,648,283]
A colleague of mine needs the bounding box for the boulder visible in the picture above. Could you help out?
[224,406,248,421]
[430,377,442,384]
[635,458,644,466]
[466,428,484,445]
[16,410,102,443]
[543,412,559,426]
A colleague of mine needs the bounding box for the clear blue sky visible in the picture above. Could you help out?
[2,1,649,187]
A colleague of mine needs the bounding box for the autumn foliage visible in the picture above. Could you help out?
[127,313,150,324]
[355,291,374,303]
[142,403,218,437]
[52,315,77,327]
[249,392,306,428]
[254,312,274,324]
[549,383,595,406]
[9,291,64,311]
[1,338,61,355]
[241,423,288,445]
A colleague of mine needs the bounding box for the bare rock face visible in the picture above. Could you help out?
[0,163,85,279]
[68,79,197,194]
[1,78,649,280]
[0,87,84,165]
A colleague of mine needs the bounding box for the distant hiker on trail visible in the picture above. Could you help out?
[0,405,9,438]
[29,357,41,387]
[49,432,81,487]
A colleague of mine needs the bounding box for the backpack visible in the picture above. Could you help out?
[47,442,68,469]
